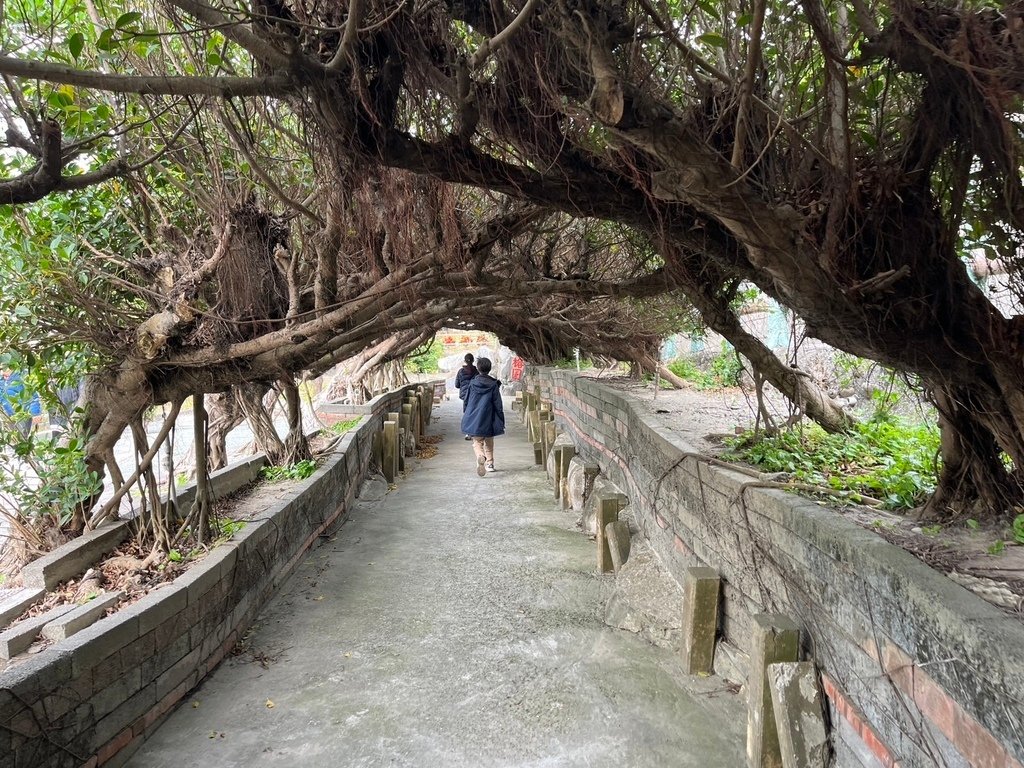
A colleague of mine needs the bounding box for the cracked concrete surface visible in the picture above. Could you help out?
[127,398,745,768]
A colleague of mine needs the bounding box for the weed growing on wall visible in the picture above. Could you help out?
[329,417,361,435]
[726,415,940,510]
[260,459,318,482]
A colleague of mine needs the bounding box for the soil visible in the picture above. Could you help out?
[601,376,1024,619]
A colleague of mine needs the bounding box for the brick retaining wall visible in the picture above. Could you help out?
[0,384,423,768]
[527,368,1024,768]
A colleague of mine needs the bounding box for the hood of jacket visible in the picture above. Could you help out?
[467,374,500,395]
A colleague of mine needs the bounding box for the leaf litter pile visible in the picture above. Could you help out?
[416,434,444,459]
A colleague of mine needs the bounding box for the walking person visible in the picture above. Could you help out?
[461,357,504,476]
[454,353,479,440]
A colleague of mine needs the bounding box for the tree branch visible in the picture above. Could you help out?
[0,119,128,205]
[0,55,293,97]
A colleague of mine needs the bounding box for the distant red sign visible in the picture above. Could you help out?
[510,356,525,381]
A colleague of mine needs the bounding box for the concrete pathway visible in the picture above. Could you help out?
[128,399,746,768]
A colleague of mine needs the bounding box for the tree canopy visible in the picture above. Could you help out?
[3,0,1024,534]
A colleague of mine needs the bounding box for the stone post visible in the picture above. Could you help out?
[748,614,801,768]
[680,567,721,675]
[542,420,556,463]
[401,404,414,455]
[595,492,623,573]
[382,421,398,483]
[528,409,542,445]
[555,445,575,500]
[397,428,407,472]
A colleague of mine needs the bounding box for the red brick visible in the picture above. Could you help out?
[821,673,896,768]
[95,727,132,765]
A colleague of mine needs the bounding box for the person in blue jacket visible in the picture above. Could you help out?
[1,369,40,437]
[460,357,505,476]
[454,352,479,440]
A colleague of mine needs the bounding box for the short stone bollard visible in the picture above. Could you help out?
[542,421,556,463]
[767,661,828,768]
[397,427,407,472]
[679,567,721,676]
[382,420,398,483]
[595,492,626,572]
[528,409,541,444]
[555,445,575,500]
[747,613,801,768]
[605,520,631,573]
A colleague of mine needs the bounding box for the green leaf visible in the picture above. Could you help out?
[68,32,85,59]
[115,11,142,29]
[206,52,221,66]
[96,28,116,51]
[736,13,753,25]
[698,32,728,48]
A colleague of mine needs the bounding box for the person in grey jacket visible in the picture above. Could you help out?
[460,357,505,476]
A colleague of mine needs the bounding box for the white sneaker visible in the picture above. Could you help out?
[486,463,496,473]
[477,456,486,477]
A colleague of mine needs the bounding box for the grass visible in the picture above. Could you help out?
[260,459,318,482]
[329,417,361,435]
[724,414,940,510]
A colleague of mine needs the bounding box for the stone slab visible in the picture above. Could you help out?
[40,590,124,642]
[21,521,129,591]
[0,587,45,630]
[0,604,76,660]
[748,613,801,768]
[604,542,683,649]
[767,662,828,768]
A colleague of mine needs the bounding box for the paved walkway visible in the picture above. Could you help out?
[128,399,745,767]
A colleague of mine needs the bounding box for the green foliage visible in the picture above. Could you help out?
[833,353,872,390]
[260,459,318,482]
[215,518,246,539]
[921,524,942,536]
[0,423,101,531]
[405,340,443,374]
[667,343,743,389]
[725,414,941,510]
[988,540,1007,556]
[329,417,361,435]
[1012,514,1024,545]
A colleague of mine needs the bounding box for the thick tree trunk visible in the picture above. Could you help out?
[281,379,310,465]
[235,386,286,464]
[207,391,243,471]
[921,386,1024,520]
[666,251,855,434]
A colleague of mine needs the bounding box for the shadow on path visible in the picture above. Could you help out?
[127,399,746,768]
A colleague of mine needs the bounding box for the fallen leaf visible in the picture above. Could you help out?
[343,652,352,658]
[313,595,324,601]
[192,701,201,708]
[265,699,275,709]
